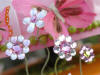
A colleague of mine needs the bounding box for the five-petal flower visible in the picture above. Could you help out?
[23,8,47,33]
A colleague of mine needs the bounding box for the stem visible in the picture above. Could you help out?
[35,28,39,40]
[25,56,29,75]
[41,48,50,75]
[79,56,83,75]
[54,57,60,75]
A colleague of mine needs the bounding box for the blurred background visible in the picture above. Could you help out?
[0,35,100,75]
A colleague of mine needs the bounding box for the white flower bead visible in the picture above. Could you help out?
[55,40,61,46]
[10,53,17,60]
[81,56,85,59]
[59,52,65,59]
[11,36,17,43]
[82,46,86,50]
[30,8,37,16]
[36,20,44,28]
[7,42,13,49]
[71,42,77,48]
[23,40,30,47]
[88,57,93,62]
[90,49,94,53]
[62,46,70,52]
[37,10,47,19]
[85,60,89,62]
[23,17,31,25]
[68,73,72,75]
[18,35,24,42]
[58,35,65,42]
[5,49,12,56]
[79,49,84,54]
[65,54,72,61]
[53,46,60,54]
[23,47,29,53]
[18,54,25,60]
[66,36,72,42]
[27,23,35,33]
[70,49,76,56]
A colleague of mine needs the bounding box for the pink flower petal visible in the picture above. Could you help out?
[44,12,69,40]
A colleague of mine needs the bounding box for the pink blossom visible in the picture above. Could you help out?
[44,0,96,40]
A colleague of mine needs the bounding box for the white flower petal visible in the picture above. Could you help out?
[71,42,77,48]
[5,49,12,56]
[37,10,47,19]
[70,49,76,56]
[65,54,72,61]
[27,23,35,33]
[85,60,89,62]
[66,36,72,42]
[59,52,65,59]
[18,54,25,60]
[53,46,60,54]
[88,57,93,62]
[58,35,65,42]
[23,40,30,47]
[11,36,17,43]
[79,49,84,54]
[82,46,86,50]
[36,20,44,28]
[7,42,13,49]
[62,46,70,52]
[18,35,24,42]
[10,53,17,60]
[90,49,94,53]
[23,47,29,53]
[30,8,37,16]
[55,40,61,46]
[23,17,31,25]
[81,56,85,59]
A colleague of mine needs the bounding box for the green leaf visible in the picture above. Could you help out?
[0,45,7,51]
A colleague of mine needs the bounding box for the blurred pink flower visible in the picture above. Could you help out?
[44,0,96,40]
[86,0,100,20]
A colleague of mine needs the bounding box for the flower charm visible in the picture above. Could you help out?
[5,35,30,60]
[79,46,95,62]
[53,35,77,61]
[23,8,47,33]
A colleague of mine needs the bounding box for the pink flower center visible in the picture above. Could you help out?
[61,42,71,53]
[31,16,37,23]
[12,43,23,54]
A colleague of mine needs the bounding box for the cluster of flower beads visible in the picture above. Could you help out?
[79,46,95,62]
[23,8,47,33]
[53,35,77,61]
[5,35,30,60]
[5,6,13,38]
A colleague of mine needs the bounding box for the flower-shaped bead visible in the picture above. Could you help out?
[79,46,95,62]
[53,35,77,61]
[23,8,47,33]
[5,35,30,60]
